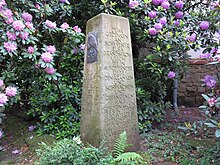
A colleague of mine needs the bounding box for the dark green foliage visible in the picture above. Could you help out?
[36,131,145,165]
[36,138,113,165]
[0,107,6,124]
[137,87,171,134]
[1,0,85,138]
[145,130,220,164]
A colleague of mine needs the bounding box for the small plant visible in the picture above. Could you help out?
[112,131,145,165]
[199,74,220,138]
[204,119,220,138]
[178,121,205,136]
[35,137,113,165]
[36,132,145,165]
[114,152,144,165]
[112,131,128,158]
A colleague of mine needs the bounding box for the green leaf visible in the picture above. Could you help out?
[215,102,220,108]
[178,126,190,131]
[114,152,143,163]
[204,122,216,128]
[215,129,220,138]
[210,119,218,125]
[0,113,6,117]
[101,0,108,4]
[112,131,128,158]
[199,105,207,109]
[201,94,210,101]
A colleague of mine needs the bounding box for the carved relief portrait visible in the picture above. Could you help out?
[86,31,98,63]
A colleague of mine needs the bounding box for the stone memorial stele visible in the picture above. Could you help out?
[80,13,140,151]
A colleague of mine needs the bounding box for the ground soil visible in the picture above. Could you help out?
[0,107,213,165]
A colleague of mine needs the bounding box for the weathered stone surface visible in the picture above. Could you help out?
[80,13,140,151]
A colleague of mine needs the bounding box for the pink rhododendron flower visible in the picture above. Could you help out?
[0,130,3,138]
[45,67,56,74]
[200,53,211,59]
[21,12,33,22]
[211,47,218,54]
[3,42,17,52]
[152,0,162,5]
[129,0,139,9]
[25,22,34,29]
[199,21,210,30]
[19,31,29,40]
[208,98,216,107]
[161,1,170,9]
[73,25,81,33]
[174,20,180,26]
[1,9,13,18]
[41,52,53,63]
[148,11,157,18]
[154,23,163,30]
[203,75,216,88]
[5,17,14,24]
[59,0,70,3]
[12,150,20,154]
[175,11,184,19]
[73,47,78,54]
[189,33,196,42]
[46,45,56,54]
[45,20,56,29]
[159,17,167,25]
[27,46,34,54]
[60,22,69,29]
[0,93,8,106]
[210,1,218,10]
[148,28,157,35]
[0,79,4,87]
[175,1,184,9]
[6,31,16,40]
[168,71,175,78]
[5,86,17,97]
[12,20,25,31]
[28,125,36,131]
[35,3,40,9]
[0,0,6,8]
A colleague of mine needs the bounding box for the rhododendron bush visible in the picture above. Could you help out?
[0,0,219,139]
[0,0,85,139]
[117,0,220,133]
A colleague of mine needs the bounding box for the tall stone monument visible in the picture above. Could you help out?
[80,13,140,151]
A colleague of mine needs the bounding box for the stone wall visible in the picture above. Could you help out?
[178,59,219,106]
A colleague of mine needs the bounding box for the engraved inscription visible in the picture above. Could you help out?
[101,25,137,141]
[86,31,98,63]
